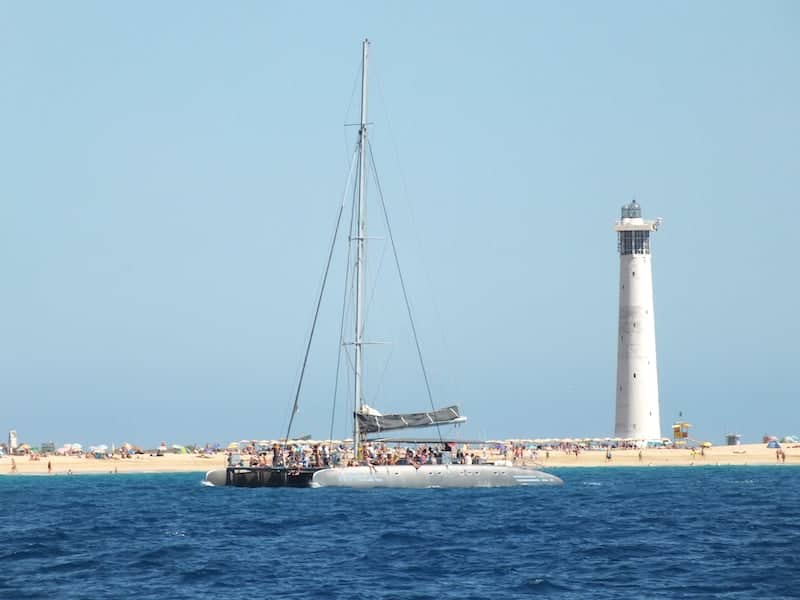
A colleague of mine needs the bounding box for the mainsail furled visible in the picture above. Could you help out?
[356,405,466,434]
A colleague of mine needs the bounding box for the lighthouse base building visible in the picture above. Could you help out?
[614,201,662,440]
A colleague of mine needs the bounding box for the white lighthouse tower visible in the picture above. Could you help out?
[614,200,662,440]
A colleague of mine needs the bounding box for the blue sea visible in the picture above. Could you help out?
[1,467,798,599]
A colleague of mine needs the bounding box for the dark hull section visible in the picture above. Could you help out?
[221,466,323,487]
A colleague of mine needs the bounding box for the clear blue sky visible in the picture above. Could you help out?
[1,2,797,448]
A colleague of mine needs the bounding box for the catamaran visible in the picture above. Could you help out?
[204,40,562,489]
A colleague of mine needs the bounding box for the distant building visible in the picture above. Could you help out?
[614,201,662,439]
[8,430,18,451]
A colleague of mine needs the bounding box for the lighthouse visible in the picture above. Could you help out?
[614,200,662,440]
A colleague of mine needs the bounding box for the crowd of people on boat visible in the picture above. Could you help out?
[225,441,546,470]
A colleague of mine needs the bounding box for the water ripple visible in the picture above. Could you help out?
[1,468,799,598]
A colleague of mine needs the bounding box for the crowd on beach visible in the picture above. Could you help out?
[0,437,661,465]
[221,437,799,471]
[3,436,797,474]
[0,440,222,469]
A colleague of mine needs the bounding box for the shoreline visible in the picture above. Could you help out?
[0,443,793,475]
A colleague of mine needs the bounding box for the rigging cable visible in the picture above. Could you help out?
[341,61,362,170]
[328,144,361,446]
[367,140,444,446]
[283,146,359,451]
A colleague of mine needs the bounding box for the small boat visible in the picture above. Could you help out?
[204,40,562,489]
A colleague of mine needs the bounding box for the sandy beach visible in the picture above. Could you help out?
[0,453,228,476]
[0,443,794,475]
[534,442,795,468]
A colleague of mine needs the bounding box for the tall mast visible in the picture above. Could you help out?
[353,38,369,456]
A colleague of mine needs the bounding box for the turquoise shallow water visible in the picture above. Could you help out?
[1,466,798,599]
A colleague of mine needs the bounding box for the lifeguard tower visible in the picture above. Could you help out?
[725,433,741,446]
[672,422,691,447]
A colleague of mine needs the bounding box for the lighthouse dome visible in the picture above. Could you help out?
[621,200,641,219]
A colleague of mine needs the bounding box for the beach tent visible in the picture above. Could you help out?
[766,440,781,449]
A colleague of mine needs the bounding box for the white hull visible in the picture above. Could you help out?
[204,469,227,486]
[312,464,562,488]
